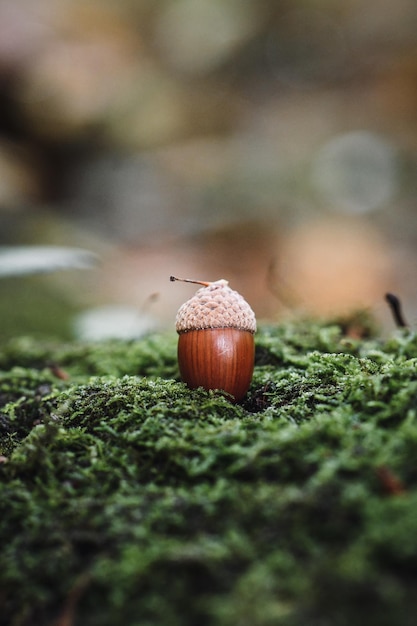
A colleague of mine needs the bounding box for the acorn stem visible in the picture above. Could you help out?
[170,276,212,287]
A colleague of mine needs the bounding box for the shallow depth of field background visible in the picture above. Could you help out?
[0,0,416,340]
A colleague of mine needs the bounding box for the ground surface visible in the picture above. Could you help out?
[1,317,417,626]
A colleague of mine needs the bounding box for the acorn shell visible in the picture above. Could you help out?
[175,280,256,402]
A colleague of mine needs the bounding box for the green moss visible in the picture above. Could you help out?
[0,278,78,342]
[1,318,417,625]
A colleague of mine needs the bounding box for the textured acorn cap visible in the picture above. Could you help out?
[175,279,257,334]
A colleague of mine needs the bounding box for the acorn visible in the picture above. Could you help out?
[170,276,256,402]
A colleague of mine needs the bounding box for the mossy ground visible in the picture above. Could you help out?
[2,316,417,626]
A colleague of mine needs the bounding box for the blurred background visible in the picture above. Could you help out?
[0,0,416,341]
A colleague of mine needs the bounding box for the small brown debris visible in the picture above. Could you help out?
[49,363,70,381]
[376,465,406,496]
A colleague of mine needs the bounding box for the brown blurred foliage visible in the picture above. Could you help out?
[0,0,416,335]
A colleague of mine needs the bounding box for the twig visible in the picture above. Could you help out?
[385,293,408,328]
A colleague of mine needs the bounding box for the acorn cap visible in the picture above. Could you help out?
[175,279,257,334]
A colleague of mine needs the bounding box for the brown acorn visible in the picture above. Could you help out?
[170,276,256,402]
